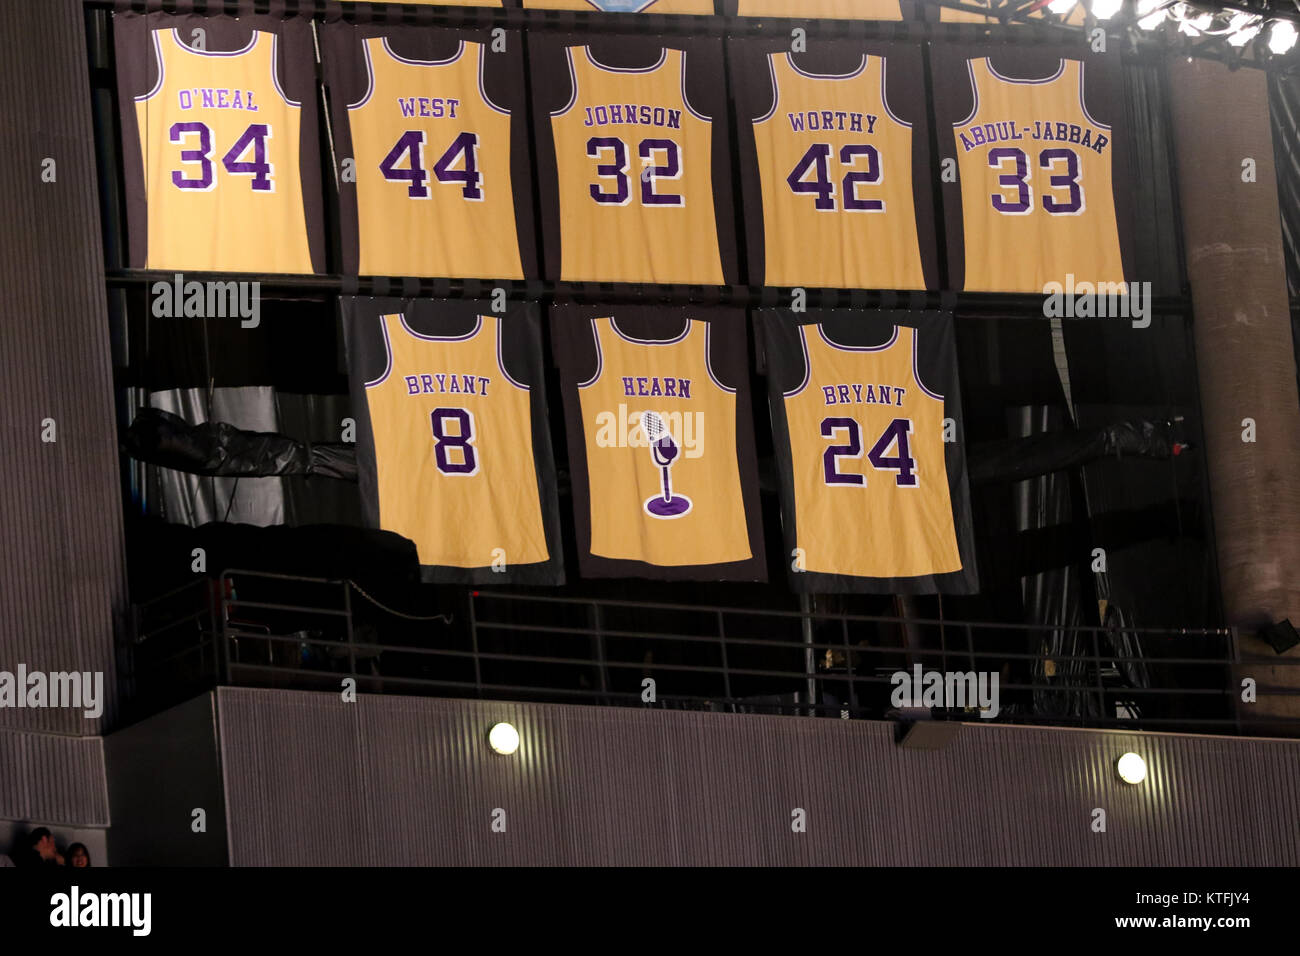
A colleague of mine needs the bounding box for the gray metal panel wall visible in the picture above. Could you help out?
[216,688,1300,866]
[0,0,125,734]
[0,728,110,827]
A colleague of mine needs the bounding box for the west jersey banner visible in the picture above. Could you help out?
[344,298,564,585]
[759,309,977,593]
[320,24,537,280]
[528,33,738,284]
[729,36,937,289]
[931,45,1135,293]
[552,304,765,580]
[114,13,325,274]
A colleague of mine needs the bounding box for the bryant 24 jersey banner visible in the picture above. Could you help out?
[728,36,937,290]
[320,24,537,280]
[529,34,739,285]
[345,298,563,585]
[932,45,1134,293]
[552,304,765,580]
[114,14,325,274]
[759,310,977,594]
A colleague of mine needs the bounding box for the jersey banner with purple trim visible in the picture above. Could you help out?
[724,0,913,20]
[344,298,564,585]
[930,43,1136,294]
[759,309,977,594]
[114,13,325,274]
[528,33,739,285]
[551,303,766,581]
[319,23,537,280]
[522,1,716,12]
[728,34,938,290]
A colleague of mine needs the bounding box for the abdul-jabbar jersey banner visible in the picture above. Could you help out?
[528,33,739,285]
[344,297,564,585]
[320,23,538,280]
[114,13,325,274]
[728,35,937,290]
[551,304,766,580]
[759,309,977,594]
[931,44,1136,293]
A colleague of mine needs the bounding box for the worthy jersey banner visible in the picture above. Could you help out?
[551,304,765,580]
[528,33,739,285]
[320,24,537,281]
[114,13,325,274]
[759,309,977,594]
[931,44,1135,293]
[728,35,937,290]
[344,298,564,585]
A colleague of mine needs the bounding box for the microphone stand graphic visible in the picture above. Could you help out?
[642,411,692,518]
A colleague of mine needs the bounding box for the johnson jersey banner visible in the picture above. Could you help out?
[320,24,537,280]
[551,304,765,580]
[729,36,937,290]
[344,298,563,585]
[931,44,1136,293]
[759,309,977,594]
[726,0,911,19]
[528,33,739,285]
[114,13,325,274]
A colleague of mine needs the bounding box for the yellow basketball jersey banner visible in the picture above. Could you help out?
[321,25,534,279]
[345,298,563,585]
[530,35,737,284]
[937,0,1087,25]
[731,0,904,19]
[523,0,714,11]
[552,305,765,580]
[935,48,1130,292]
[730,38,936,289]
[760,309,977,593]
[115,14,323,273]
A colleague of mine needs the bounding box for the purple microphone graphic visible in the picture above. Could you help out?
[642,411,692,518]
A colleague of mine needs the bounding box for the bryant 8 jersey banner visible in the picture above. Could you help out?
[760,310,977,593]
[345,299,563,585]
[935,47,1132,292]
[321,25,536,279]
[730,38,936,289]
[552,305,765,580]
[114,14,324,273]
[530,35,738,284]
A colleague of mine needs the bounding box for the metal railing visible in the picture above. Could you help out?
[119,569,1300,734]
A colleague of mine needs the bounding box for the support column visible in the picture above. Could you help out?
[1167,57,1300,731]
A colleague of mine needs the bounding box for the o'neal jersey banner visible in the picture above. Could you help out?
[759,309,977,594]
[529,34,738,285]
[729,37,937,290]
[552,304,765,580]
[726,0,910,19]
[114,14,325,274]
[344,298,563,585]
[932,45,1135,293]
[320,25,536,281]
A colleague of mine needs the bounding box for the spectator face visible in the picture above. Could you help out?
[69,847,89,868]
